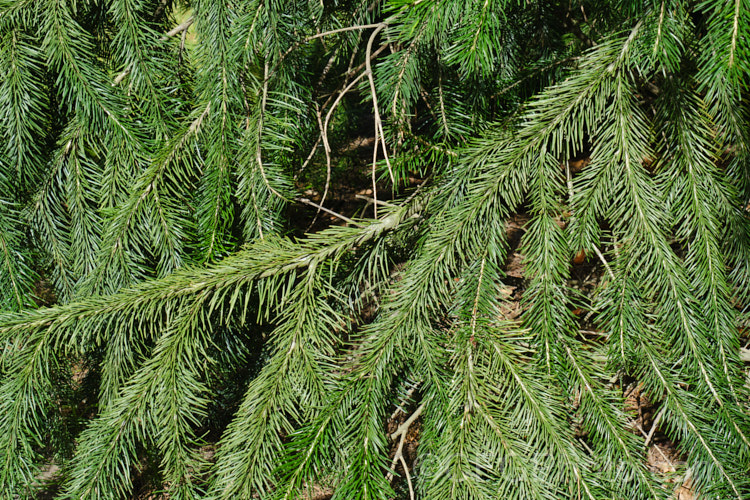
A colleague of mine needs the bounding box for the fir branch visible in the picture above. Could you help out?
[0,26,48,189]
[61,307,210,499]
[210,273,345,498]
[2,3,750,498]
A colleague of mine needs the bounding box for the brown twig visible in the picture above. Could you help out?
[635,420,673,468]
[307,23,387,43]
[566,160,614,280]
[403,173,433,206]
[179,21,189,68]
[113,17,195,86]
[386,403,424,500]
[365,24,395,186]
[644,406,664,448]
[161,16,194,41]
[354,194,397,208]
[320,73,368,207]
[390,386,418,420]
[295,198,361,227]
[305,72,368,230]
[371,134,379,218]
[294,44,388,181]
[363,24,390,217]
[274,23,387,80]
[295,136,322,181]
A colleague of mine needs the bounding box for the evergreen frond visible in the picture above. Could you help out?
[1,2,749,498]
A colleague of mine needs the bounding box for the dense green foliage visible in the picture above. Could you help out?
[1,0,749,498]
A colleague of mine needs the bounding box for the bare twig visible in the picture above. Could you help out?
[323,75,367,191]
[371,133,379,218]
[316,48,344,90]
[362,24,390,217]
[387,403,424,500]
[644,406,665,448]
[311,23,388,42]
[179,22,189,67]
[314,0,374,90]
[347,43,389,78]
[635,420,673,467]
[390,386,418,420]
[294,44,387,181]
[591,245,615,280]
[418,86,439,122]
[113,70,129,86]
[275,23,387,76]
[305,72,368,230]
[365,24,395,187]
[403,173,433,206]
[161,16,194,41]
[354,194,397,208]
[113,16,195,86]
[295,198,361,227]
[566,160,614,280]
[437,60,450,138]
[295,136,322,181]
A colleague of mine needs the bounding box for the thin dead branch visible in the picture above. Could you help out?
[387,403,424,500]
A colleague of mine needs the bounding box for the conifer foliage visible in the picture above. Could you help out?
[0,0,749,498]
